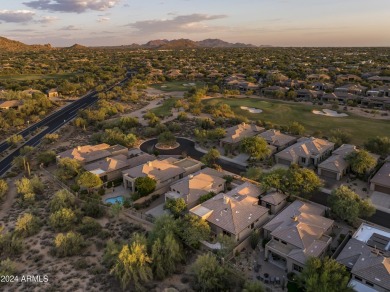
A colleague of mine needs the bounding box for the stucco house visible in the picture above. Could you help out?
[56,144,128,165]
[220,123,265,149]
[317,144,357,180]
[260,191,288,214]
[190,183,269,243]
[258,129,297,152]
[264,200,334,273]
[0,100,22,110]
[336,223,390,292]
[165,168,226,209]
[370,159,390,194]
[275,137,334,167]
[122,157,202,193]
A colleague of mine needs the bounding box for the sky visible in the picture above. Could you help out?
[0,0,389,47]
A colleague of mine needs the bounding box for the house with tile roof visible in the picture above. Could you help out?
[336,223,390,292]
[122,157,202,193]
[220,123,265,149]
[370,158,390,195]
[275,137,334,167]
[56,144,128,165]
[260,191,288,214]
[165,168,226,209]
[258,129,297,152]
[318,144,357,180]
[190,183,269,243]
[0,99,22,110]
[335,84,367,96]
[263,200,334,273]
[84,153,154,182]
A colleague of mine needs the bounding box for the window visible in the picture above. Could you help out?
[301,157,306,163]
[354,276,362,282]
[293,264,303,272]
[281,241,287,245]
[251,223,254,229]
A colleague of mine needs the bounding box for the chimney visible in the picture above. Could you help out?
[147,161,152,167]
[223,195,229,204]
[77,146,81,151]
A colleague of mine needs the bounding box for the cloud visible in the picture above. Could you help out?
[0,10,35,23]
[60,25,80,30]
[97,17,110,22]
[23,0,120,13]
[36,15,58,23]
[127,13,227,34]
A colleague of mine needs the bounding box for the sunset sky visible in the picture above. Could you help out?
[1,0,389,47]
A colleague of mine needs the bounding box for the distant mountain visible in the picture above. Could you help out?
[197,38,256,48]
[143,39,170,48]
[65,43,88,50]
[0,36,52,52]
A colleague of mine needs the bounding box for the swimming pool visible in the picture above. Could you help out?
[105,196,124,204]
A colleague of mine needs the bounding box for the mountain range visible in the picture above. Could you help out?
[0,36,270,51]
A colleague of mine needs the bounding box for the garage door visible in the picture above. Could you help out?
[374,184,390,195]
[320,169,338,180]
[277,158,291,166]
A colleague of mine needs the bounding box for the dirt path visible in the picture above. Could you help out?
[0,176,20,220]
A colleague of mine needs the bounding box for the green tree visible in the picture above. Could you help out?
[201,148,220,167]
[135,177,156,197]
[286,165,323,198]
[297,257,353,292]
[0,258,17,278]
[244,167,263,182]
[158,131,176,146]
[242,280,265,292]
[346,150,376,175]
[240,136,271,160]
[49,189,75,212]
[199,191,216,203]
[0,227,23,256]
[54,231,85,257]
[288,121,305,135]
[328,186,375,223]
[15,213,40,237]
[76,216,102,238]
[148,215,179,245]
[260,168,288,192]
[151,232,183,280]
[0,179,8,201]
[49,208,77,231]
[164,198,187,217]
[77,172,103,190]
[364,136,390,157]
[7,135,24,147]
[37,150,56,166]
[329,129,352,147]
[57,158,82,180]
[110,240,152,291]
[192,253,226,291]
[15,176,43,195]
[179,214,210,248]
[103,239,121,268]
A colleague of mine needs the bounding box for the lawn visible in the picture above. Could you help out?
[0,73,77,81]
[150,80,205,92]
[203,97,390,146]
[151,97,178,117]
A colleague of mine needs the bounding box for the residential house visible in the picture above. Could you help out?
[335,84,367,96]
[361,96,390,109]
[84,153,154,182]
[56,144,128,165]
[306,74,331,82]
[190,183,269,243]
[0,100,22,110]
[281,79,306,89]
[321,92,361,104]
[366,86,390,98]
[264,200,334,273]
[47,88,59,98]
[310,82,334,91]
[370,158,390,194]
[275,137,334,166]
[261,86,287,97]
[296,89,323,101]
[367,76,390,83]
[337,74,362,83]
[260,191,287,214]
[336,223,390,292]
[318,144,357,180]
[220,123,265,149]
[122,157,202,193]
[165,168,226,209]
[258,129,297,152]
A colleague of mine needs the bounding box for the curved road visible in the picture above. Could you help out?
[0,77,129,177]
[140,137,390,229]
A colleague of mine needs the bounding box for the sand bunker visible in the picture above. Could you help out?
[182,83,196,87]
[240,106,263,113]
[312,109,348,117]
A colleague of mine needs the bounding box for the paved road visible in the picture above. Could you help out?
[140,137,390,229]
[0,78,129,177]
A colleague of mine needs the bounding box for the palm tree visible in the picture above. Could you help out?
[110,240,152,291]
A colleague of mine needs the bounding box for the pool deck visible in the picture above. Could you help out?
[102,185,130,203]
